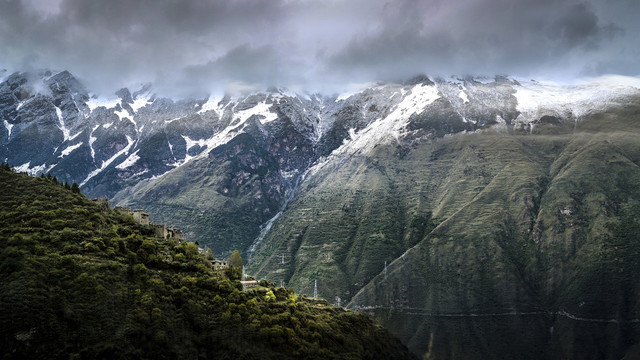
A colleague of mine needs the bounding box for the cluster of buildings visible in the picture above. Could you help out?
[114,207,185,243]
[113,206,230,271]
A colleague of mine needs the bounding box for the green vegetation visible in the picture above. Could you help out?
[247,100,640,358]
[112,133,285,257]
[228,250,244,272]
[0,166,415,360]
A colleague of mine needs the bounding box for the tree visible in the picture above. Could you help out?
[71,183,81,194]
[228,250,244,270]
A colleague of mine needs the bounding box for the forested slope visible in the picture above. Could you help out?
[0,166,415,360]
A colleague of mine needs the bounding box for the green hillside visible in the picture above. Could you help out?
[112,132,287,257]
[0,166,415,360]
[247,98,640,358]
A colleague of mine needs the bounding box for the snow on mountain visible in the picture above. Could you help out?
[80,135,135,186]
[130,95,152,113]
[234,100,278,124]
[116,149,140,169]
[86,96,121,112]
[514,75,640,121]
[3,69,640,199]
[197,96,225,115]
[114,108,131,121]
[13,162,49,177]
[59,142,83,158]
[3,120,13,138]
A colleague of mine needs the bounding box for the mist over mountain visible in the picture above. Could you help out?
[2,67,640,358]
[1,0,639,97]
[3,1,640,359]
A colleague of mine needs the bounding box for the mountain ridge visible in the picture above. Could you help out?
[3,68,640,358]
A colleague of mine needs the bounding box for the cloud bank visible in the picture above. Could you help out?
[1,0,638,96]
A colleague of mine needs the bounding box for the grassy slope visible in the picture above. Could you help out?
[248,98,640,359]
[0,168,415,360]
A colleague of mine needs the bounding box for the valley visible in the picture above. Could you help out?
[2,70,640,358]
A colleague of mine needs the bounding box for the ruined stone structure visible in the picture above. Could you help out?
[212,259,228,270]
[117,207,225,268]
[114,206,132,215]
[132,210,150,225]
[152,223,168,238]
[151,223,185,243]
[91,198,110,210]
[172,228,185,242]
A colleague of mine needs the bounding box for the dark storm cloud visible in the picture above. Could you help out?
[0,0,637,96]
[327,0,627,82]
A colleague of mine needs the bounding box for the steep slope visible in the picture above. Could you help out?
[247,95,640,358]
[4,69,640,358]
[0,166,415,360]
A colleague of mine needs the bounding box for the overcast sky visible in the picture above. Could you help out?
[1,0,639,96]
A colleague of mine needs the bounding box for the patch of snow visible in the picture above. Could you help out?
[197,96,224,115]
[102,122,114,129]
[89,125,99,161]
[14,162,47,176]
[114,108,130,121]
[132,169,149,177]
[234,101,278,124]
[130,96,151,113]
[55,106,72,141]
[514,75,640,121]
[164,113,254,172]
[16,101,25,110]
[165,117,182,124]
[182,135,208,151]
[116,149,140,169]
[14,162,30,173]
[312,83,440,172]
[86,96,120,112]
[44,164,56,173]
[81,135,135,186]
[3,120,13,138]
[58,142,83,158]
[458,89,469,103]
[67,131,82,141]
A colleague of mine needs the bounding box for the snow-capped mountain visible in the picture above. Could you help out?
[2,70,639,235]
[4,69,640,358]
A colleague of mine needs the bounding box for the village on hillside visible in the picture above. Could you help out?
[89,199,228,271]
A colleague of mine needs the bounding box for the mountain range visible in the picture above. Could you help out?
[2,69,640,358]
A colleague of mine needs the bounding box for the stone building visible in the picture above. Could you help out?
[240,280,258,290]
[151,223,186,243]
[114,206,131,215]
[132,210,149,225]
[152,224,168,239]
[172,228,185,242]
[212,259,228,270]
